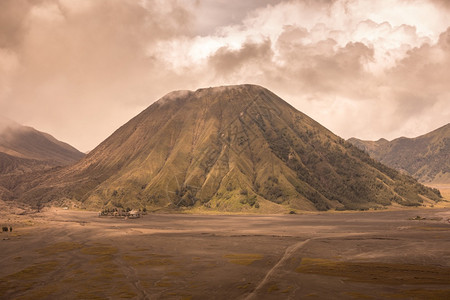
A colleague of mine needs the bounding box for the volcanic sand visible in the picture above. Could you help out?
[1,207,450,299]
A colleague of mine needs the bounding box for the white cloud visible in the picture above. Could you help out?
[151,0,450,141]
[157,0,449,73]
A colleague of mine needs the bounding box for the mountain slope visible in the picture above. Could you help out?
[0,152,54,175]
[348,123,450,184]
[0,117,85,168]
[0,117,85,200]
[16,85,441,211]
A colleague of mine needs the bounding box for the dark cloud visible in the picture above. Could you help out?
[209,39,273,77]
[431,0,450,10]
[295,41,374,95]
[0,0,33,48]
[438,27,450,49]
[264,25,375,98]
[192,0,285,35]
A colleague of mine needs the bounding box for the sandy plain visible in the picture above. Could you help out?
[1,206,450,300]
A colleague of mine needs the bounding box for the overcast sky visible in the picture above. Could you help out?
[1,0,449,152]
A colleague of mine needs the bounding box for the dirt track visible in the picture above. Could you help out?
[1,208,450,299]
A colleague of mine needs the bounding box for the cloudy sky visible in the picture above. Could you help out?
[1,0,449,151]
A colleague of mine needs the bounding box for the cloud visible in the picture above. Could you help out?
[191,0,285,35]
[429,0,450,10]
[378,27,450,136]
[0,0,34,49]
[0,0,195,151]
[0,0,449,151]
[273,36,375,95]
[208,39,273,79]
[182,0,450,140]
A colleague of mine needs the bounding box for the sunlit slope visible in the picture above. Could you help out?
[19,85,441,211]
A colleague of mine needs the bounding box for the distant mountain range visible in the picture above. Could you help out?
[11,85,441,212]
[0,117,84,199]
[348,123,450,184]
[0,117,84,167]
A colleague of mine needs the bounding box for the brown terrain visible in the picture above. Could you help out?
[1,205,450,299]
[11,85,442,212]
[348,123,450,184]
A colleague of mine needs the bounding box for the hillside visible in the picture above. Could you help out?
[0,152,53,176]
[0,117,85,200]
[348,123,450,184]
[14,85,441,212]
[0,117,85,168]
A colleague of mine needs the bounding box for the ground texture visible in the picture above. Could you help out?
[1,208,450,299]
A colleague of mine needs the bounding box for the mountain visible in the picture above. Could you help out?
[0,117,85,200]
[0,117,85,199]
[15,85,441,212]
[348,123,450,184]
[0,117,85,167]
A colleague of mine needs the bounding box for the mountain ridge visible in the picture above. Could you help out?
[0,117,85,200]
[348,123,450,184]
[0,117,85,166]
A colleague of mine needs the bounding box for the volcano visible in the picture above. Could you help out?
[17,85,441,211]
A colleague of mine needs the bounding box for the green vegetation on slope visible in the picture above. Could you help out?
[14,85,442,211]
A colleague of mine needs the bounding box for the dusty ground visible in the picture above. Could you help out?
[1,207,450,299]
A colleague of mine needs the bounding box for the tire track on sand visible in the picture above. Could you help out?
[245,238,312,300]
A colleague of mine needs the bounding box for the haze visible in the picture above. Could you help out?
[1,0,449,152]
